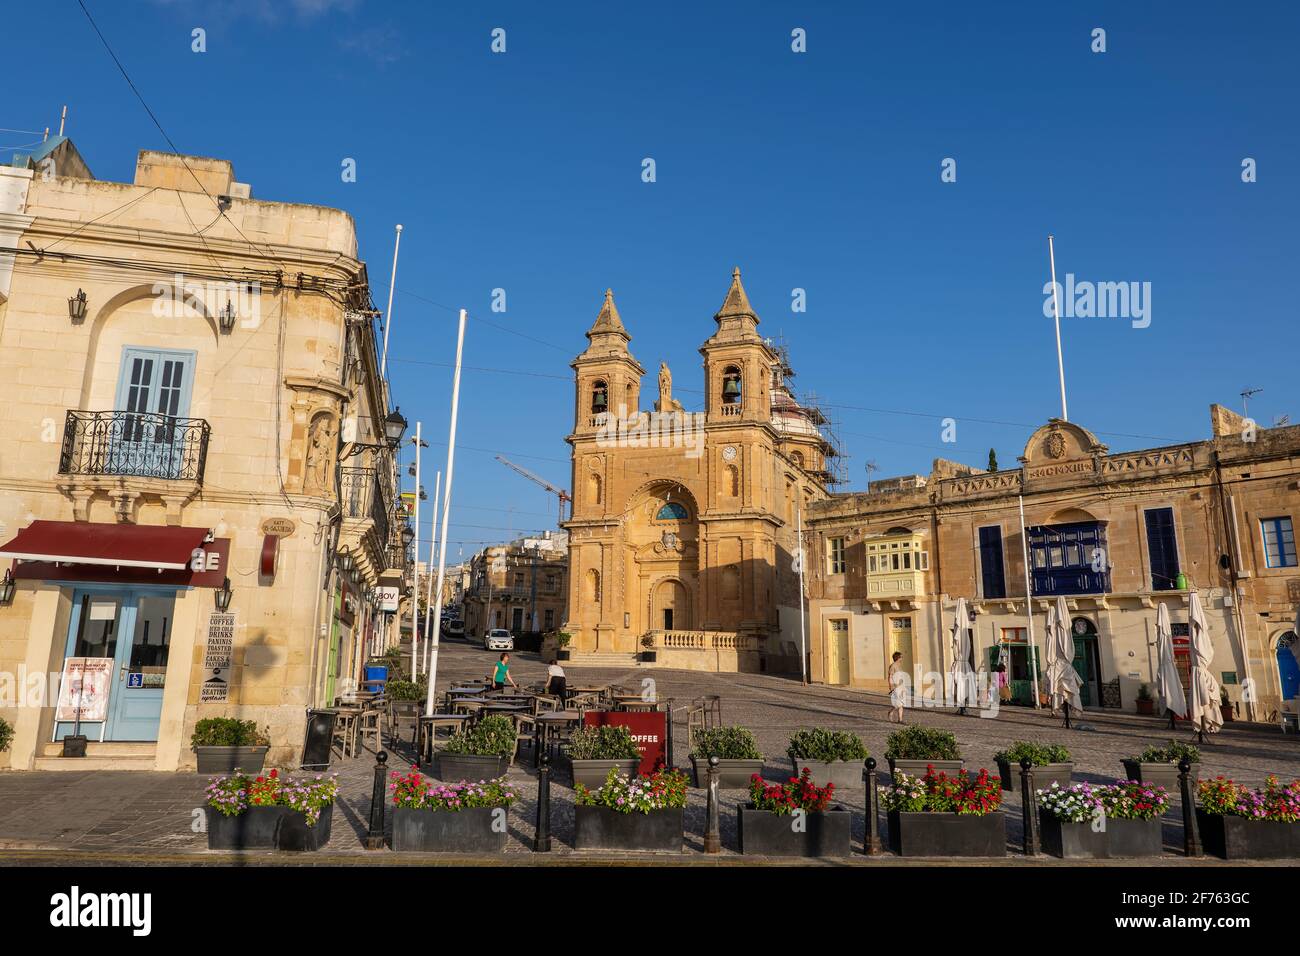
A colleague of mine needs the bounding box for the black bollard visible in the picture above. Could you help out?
[1020,757,1039,857]
[1179,757,1201,858]
[533,721,543,769]
[665,697,675,770]
[365,750,389,850]
[704,755,721,854]
[534,753,552,852]
[863,757,881,855]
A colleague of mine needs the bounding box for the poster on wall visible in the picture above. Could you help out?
[201,611,236,703]
[54,658,114,722]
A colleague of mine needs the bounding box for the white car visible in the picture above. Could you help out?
[485,628,514,651]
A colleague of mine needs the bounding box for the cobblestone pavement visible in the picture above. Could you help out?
[2,639,1297,865]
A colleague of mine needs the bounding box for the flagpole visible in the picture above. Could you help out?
[409,421,422,681]
[423,470,442,673]
[380,224,402,379]
[796,500,808,686]
[1048,234,1068,422]
[1018,494,1042,708]
[425,309,468,715]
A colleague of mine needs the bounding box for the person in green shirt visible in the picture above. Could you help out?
[491,653,517,691]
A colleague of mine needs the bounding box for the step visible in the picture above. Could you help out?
[566,653,641,667]
[32,755,159,771]
[39,741,157,758]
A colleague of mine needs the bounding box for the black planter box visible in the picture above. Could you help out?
[435,753,508,782]
[1040,814,1163,859]
[205,803,333,851]
[557,649,571,661]
[640,651,657,662]
[887,758,963,779]
[195,746,269,775]
[1120,760,1198,795]
[887,810,1006,857]
[573,805,683,852]
[391,806,508,853]
[738,806,852,857]
[996,759,1073,793]
[570,758,640,790]
[690,756,765,789]
[1197,809,1300,860]
[790,758,865,790]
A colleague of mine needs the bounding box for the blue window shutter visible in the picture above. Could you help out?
[978,526,1006,599]
[1145,508,1179,590]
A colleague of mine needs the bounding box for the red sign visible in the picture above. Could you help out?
[583,710,666,775]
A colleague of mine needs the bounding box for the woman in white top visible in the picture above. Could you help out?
[887,651,907,723]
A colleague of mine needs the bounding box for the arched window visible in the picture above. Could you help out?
[721,365,742,405]
[591,379,608,413]
[655,501,688,521]
[589,472,603,505]
[585,568,601,602]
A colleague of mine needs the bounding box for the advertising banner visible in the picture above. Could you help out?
[54,658,114,723]
[583,710,666,775]
[201,611,236,703]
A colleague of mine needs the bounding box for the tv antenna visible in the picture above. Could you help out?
[1241,387,1263,417]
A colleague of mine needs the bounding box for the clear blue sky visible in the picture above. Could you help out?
[10,1,1298,554]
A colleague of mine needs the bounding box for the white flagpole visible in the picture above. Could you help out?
[422,470,442,673]
[381,224,402,379]
[1048,234,1068,422]
[409,421,422,681]
[796,500,808,686]
[425,309,468,715]
[1018,494,1042,708]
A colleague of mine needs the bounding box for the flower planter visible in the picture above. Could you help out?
[1135,699,1155,716]
[790,758,863,789]
[995,759,1073,793]
[886,810,1006,857]
[435,753,508,781]
[205,803,333,851]
[573,805,683,852]
[1039,814,1163,859]
[391,806,508,853]
[1120,760,1198,794]
[556,649,571,661]
[195,745,269,775]
[887,758,963,778]
[1220,704,1234,723]
[737,806,852,857]
[570,758,640,790]
[689,756,765,788]
[1196,810,1300,860]
[639,651,657,663]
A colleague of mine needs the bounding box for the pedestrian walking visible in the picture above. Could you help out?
[491,652,517,691]
[887,651,907,722]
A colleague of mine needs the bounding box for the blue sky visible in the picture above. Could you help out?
[10,1,1298,553]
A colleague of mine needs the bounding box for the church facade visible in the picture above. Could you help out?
[561,270,835,672]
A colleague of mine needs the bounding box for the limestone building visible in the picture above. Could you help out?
[0,140,408,770]
[803,410,1300,722]
[462,532,568,642]
[562,270,838,671]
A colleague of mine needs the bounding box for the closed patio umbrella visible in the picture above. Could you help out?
[1154,602,1187,722]
[1046,596,1082,724]
[1186,590,1222,741]
[949,597,975,710]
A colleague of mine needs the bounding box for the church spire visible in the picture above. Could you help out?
[714,267,759,324]
[587,288,628,341]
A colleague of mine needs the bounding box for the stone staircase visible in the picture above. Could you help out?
[34,741,158,771]
[565,651,640,668]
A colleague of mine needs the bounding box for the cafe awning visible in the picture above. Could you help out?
[0,520,210,570]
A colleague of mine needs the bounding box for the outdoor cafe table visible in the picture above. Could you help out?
[534,711,583,766]
[418,713,472,762]
[616,699,659,712]
[448,686,487,696]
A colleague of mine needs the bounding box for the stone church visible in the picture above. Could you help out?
[562,269,837,671]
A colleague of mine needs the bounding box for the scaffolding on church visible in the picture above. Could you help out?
[767,338,848,488]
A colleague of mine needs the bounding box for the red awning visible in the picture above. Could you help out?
[0,520,211,570]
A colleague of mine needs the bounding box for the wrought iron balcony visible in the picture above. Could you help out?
[59,409,210,482]
[339,465,391,548]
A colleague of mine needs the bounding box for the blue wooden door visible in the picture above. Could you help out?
[58,589,173,741]
[1278,635,1300,701]
[112,348,196,478]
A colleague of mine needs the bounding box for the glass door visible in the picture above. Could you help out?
[112,347,195,478]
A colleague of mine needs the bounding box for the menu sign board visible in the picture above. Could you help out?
[201,611,236,703]
[583,710,666,775]
[54,658,114,723]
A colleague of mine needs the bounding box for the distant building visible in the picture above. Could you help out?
[462,532,568,639]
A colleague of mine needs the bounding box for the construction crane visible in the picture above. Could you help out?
[495,455,571,525]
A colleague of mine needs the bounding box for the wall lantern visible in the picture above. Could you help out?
[214,577,233,612]
[0,568,16,606]
[68,289,88,323]
[401,526,415,549]
[339,550,355,572]
[218,299,237,334]
[384,407,408,447]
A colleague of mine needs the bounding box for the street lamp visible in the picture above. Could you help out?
[218,299,237,334]
[0,568,15,606]
[384,408,408,448]
[214,577,233,612]
[400,525,415,550]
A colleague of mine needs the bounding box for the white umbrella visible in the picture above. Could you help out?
[1186,591,1222,737]
[1046,596,1083,714]
[1154,602,1187,718]
[949,597,974,708]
